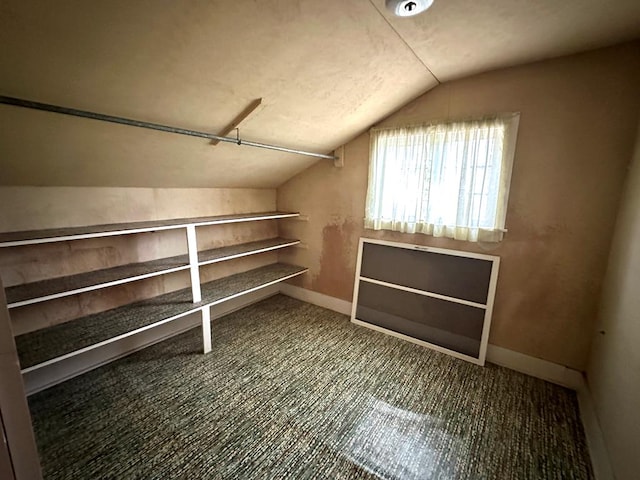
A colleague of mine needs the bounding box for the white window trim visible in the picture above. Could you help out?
[365,113,520,243]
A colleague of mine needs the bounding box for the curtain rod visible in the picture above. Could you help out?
[0,95,338,161]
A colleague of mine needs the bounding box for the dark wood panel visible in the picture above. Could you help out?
[356,281,484,358]
[360,243,492,304]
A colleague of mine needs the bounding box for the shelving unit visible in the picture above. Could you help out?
[0,211,307,393]
[0,212,299,246]
[16,263,306,371]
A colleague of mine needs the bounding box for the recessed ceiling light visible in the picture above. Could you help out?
[385,0,434,17]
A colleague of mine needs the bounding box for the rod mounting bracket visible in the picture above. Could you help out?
[333,145,344,168]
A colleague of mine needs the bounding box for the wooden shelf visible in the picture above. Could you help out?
[6,237,300,309]
[5,254,190,309]
[0,211,299,247]
[16,263,307,371]
[198,237,299,265]
[2,211,307,393]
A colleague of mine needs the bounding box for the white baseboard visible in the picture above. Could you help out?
[485,345,584,390]
[575,380,615,480]
[280,285,584,387]
[484,341,615,479]
[278,285,613,479]
[279,283,352,315]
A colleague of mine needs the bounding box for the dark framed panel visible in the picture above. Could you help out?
[360,242,493,304]
[351,238,500,365]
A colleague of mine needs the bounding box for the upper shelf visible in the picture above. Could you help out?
[0,211,300,247]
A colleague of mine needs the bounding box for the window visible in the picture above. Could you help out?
[365,114,519,242]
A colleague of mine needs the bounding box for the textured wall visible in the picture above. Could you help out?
[0,186,275,231]
[277,43,640,370]
[0,1,437,189]
[587,123,640,480]
[0,186,277,333]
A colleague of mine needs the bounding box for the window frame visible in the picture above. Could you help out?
[365,113,520,243]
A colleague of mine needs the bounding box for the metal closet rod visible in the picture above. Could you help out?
[0,95,338,161]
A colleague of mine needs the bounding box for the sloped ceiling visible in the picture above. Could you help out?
[1,0,639,188]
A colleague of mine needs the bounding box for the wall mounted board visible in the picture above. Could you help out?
[351,238,500,365]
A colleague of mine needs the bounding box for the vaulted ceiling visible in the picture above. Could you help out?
[1,0,639,188]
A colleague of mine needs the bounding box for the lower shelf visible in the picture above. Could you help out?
[15,263,307,371]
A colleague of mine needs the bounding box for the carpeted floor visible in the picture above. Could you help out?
[28,295,593,479]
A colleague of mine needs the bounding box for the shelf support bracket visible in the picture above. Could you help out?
[334,145,344,168]
[210,98,263,146]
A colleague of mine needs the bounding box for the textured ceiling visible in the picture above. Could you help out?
[1,0,639,188]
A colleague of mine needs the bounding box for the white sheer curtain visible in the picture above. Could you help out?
[365,115,519,242]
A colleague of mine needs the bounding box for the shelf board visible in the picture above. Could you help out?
[16,263,307,370]
[198,237,299,266]
[0,211,299,247]
[5,254,191,309]
[6,237,300,308]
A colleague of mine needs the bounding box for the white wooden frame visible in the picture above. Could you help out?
[351,237,500,365]
[0,279,42,479]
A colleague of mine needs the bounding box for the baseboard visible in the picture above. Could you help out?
[279,285,613,479]
[484,341,614,479]
[575,380,615,480]
[279,283,352,315]
[279,285,585,387]
[484,345,583,390]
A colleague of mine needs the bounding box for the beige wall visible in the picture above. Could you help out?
[0,1,438,190]
[277,43,640,370]
[0,186,277,333]
[0,186,275,231]
[587,123,640,480]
